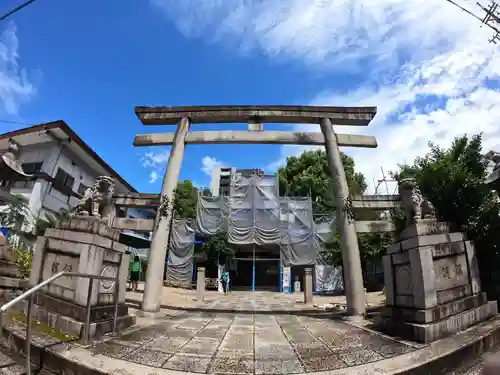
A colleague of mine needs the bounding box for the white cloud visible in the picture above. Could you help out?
[153,0,500,194]
[142,148,171,168]
[0,22,36,116]
[149,171,160,184]
[141,148,171,184]
[201,156,226,176]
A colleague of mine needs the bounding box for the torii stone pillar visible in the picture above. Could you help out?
[141,117,190,314]
[320,117,366,317]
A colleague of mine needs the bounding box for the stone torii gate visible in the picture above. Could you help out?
[133,105,378,318]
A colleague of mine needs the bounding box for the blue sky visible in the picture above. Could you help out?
[0,0,499,194]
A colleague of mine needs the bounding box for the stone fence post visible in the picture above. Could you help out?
[196,267,206,302]
[304,267,313,304]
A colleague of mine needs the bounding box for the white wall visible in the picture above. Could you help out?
[3,139,152,236]
[9,145,52,199]
[9,144,56,228]
[210,168,221,196]
[5,143,97,227]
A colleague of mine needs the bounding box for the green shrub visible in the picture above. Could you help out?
[12,247,32,279]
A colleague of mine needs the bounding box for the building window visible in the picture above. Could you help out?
[13,180,35,190]
[22,162,43,175]
[0,180,13,189]
[54,168,75,190]
[77,183,90,196]
[11,162,42,189]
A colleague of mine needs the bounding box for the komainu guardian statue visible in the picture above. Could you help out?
[72,176,116,222]
[398,178,436,225]
[492,152,500,172]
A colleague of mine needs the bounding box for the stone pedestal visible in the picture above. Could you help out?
[196,267,205,301]
[381,219,497,342]
[304,267,313,304]
[28,216,135,339]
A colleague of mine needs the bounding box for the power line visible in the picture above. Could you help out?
[0,0,39,22]
[0,119,38,127]
[445,0,486,22]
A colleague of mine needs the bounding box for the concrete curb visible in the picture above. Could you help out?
[2,316,500,375]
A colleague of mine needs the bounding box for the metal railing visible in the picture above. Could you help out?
[0,271,121,375]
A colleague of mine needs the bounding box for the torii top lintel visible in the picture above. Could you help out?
[134,105,377,126]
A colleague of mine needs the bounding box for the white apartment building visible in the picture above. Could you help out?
[210,167,265,197]
[210,167,234,197]
[0,121,153,248]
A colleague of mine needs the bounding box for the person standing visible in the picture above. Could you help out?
[220,269,230,295]
[129,255,142,292]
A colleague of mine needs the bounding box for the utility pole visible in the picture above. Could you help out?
[445,0,500,43]
[374,167,396,195]
[478,1,500,43]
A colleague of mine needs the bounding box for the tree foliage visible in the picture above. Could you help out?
[0,194,33,248]
[12,247,32,278]
[278,150,367,215]
[195,232,234,266]
[172,180,199,219]
[0,194,31,234]
[35,208,71,236]
[393,134,500,299]
[323,231,392,279]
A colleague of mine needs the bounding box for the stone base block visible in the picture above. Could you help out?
[381,300,498,343]
[0,276,27,302]
[382,293,488,324]
[16,300,135,339]
[398,220,451,241]
[57,216,120,241]
[35,292,128,323]
[0,276,27,290]
[0,260,19,278]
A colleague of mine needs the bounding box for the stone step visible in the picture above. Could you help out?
[444,345,500,375]
[0,349,25,375]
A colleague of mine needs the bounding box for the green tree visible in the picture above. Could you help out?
[35,208,71,236]
[392,134,500,299]
[195,232,234,266]
[173,180,199,219]
[278,150,367,215]
[323,231,392,285]
[0,194,31,238]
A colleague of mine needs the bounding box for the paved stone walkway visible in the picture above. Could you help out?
[92,311,416,374]
[126,287,386,313]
